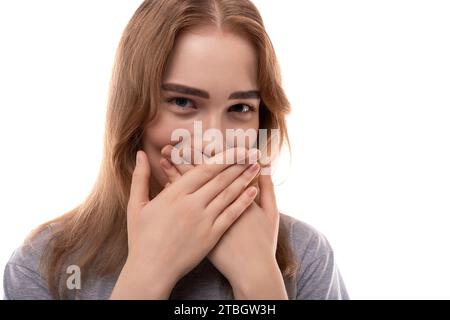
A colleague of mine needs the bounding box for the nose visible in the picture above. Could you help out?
[199,110,227,157]
[202,110,223,133]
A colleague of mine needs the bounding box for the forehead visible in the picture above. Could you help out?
[162,25,259,98]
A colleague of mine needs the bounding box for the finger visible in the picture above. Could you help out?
[172,147,259,195]
[160,157,182,183]
[161,144,204,166]
[248,170,261,206]
[203,162,260,213]
[161,144,198,174]
[212,186,258,236]
[128,150,151,213]
[258,170,278,215]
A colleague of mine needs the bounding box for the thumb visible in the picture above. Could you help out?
[128,150,151,213]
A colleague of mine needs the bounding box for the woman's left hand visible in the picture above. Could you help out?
[160,145,288,299]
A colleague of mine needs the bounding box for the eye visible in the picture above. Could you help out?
[228,104,256,113]
[166,97,196,110]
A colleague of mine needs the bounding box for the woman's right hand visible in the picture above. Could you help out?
[110,147,261,299]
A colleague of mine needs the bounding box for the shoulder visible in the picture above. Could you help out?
[279,213,334,262]
[279,213,349,299]
[6,224,55,271]
[3,224,56,299]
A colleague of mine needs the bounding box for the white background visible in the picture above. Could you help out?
[1,0,449,299]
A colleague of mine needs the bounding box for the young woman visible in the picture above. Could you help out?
[3,0,349,300]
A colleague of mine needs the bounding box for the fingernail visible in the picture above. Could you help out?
[247,186,257,197]
[161,146,169,155]
[248,162,260,173]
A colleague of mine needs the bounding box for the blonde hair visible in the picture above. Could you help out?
[28,0,297,299]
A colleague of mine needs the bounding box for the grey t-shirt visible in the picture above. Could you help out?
[3,214,349,300]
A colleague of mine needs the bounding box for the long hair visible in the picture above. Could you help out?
[27,0,297,299]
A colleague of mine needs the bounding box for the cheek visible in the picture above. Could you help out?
[144,124,174,151]
[141,110,186,185]
[223,119,260,149]
[143,109,189,150]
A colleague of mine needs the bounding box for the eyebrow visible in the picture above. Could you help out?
[161,83,260,100]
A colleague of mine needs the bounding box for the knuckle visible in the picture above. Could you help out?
[225,207,240,223]
[235,178,249,192]
[214,172,227,186]
[219,187,232,201]
[202,165,216,179]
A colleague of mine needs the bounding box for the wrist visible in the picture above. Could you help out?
[110,257,177,300]
[230,257,288,300]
